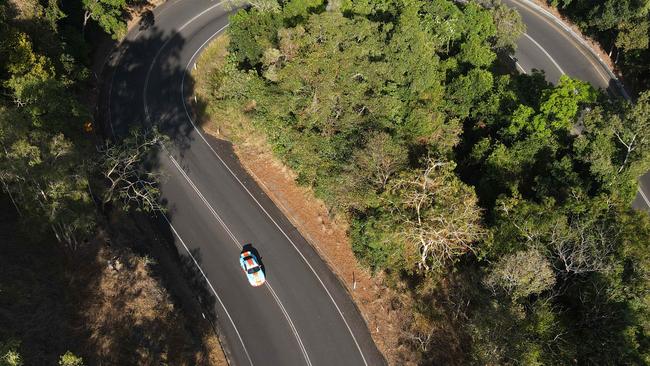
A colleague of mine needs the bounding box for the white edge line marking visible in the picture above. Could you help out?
[167,152,313,366]
[638,186,650,208]
[522,32,566,76]
[179,25,371,366]
[509,55,527,74]
[162,214,254,366]
[515,62,527,74]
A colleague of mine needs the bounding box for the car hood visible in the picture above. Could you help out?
[247,269,266,286]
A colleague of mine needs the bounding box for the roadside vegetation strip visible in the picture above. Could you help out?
[0,0,229,364]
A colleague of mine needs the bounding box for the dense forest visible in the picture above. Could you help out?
[197,0,650,364]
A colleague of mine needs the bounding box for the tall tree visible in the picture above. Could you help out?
[386,158,484,271]
[574,91,650,200]
[81,0,127,39]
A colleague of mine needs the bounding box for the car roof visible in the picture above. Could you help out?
[244,255,258,267]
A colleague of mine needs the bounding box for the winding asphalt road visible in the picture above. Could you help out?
[502,0,650,211]
[102,1,648,365]
[104,1,384,365]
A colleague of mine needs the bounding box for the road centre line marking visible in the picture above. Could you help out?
[132,3,251,363]
[162,214,254,366]
[265,284,312,366]
[161,24,312,366]
[522,32,565,76]
[180,26,371,366]
[167,152,313,366]
[105,2,251,363]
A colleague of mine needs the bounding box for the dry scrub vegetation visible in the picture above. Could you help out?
[72,211,229,366]
[0,195,228,365]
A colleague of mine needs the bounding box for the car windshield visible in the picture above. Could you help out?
[247,266,260,274]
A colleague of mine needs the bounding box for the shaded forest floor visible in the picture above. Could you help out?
[0,195,228,365]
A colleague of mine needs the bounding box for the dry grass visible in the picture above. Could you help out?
[191,35,260,144]
[72,212,229,366]
[0,202,228,365]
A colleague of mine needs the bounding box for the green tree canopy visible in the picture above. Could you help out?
[82,0,127,39]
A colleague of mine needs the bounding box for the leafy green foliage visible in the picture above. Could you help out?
[0,1,215,364]
[0,340,22,366]
[506,76,596,137]
[0,20,96,250]
[82,0,127,39]
[477,195,650,364]
[485,0,527,52]
[384,159,484,272]
[574,91,650,200]
[228,9,282,66]
[484,248,555,300]
[221,0,500,274]
[58,352,84,366]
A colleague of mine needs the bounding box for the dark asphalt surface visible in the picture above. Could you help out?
[104,1,385,365]
[503,0,650,211]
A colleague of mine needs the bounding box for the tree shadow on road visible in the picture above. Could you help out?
[96,19,233,363]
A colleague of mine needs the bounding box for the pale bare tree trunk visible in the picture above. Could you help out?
[0,176,22,217]
[82,10,92,38]
[614,131,637,173]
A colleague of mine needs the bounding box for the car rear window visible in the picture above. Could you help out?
[247,266,260,274]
